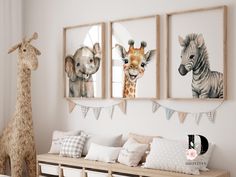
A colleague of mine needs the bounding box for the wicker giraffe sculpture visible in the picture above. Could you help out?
[0,32,41,177]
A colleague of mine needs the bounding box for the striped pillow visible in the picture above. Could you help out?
[60,132,87,158]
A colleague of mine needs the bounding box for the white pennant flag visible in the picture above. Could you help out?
[67,99,76,113]
[93,107,102,120]
[206,111,216,123]
[106,106,114,119]
[194,113,203,125]
[118,101,126,114]
[80,106,89,119]
[152,101,160,113]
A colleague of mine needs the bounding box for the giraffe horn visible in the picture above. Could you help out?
[128,39,134,52]
[140,41,147,49]
[27,32,38,43]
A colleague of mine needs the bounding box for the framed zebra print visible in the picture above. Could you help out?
[110,15,160,99]
[165,6,227,100]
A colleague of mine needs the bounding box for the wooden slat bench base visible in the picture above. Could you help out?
[37,154,229,177]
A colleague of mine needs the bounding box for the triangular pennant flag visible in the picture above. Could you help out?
[80,106,89,119]
[152,101,160,113]
[68,99,76,113]
[178,112,187,123]
[118,101,126,114]
[107,106,114,119]
[165,108,175,120]
[206,111,216,123]
[194,113,203,125]
[93,107,102,120]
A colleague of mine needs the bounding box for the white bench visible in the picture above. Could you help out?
[37,154,229,177]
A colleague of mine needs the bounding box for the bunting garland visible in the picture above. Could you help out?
[67,99,126,120]
[152,100,223,125]
[66,98,222,124]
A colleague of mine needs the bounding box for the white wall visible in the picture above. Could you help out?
[22,0,236,176]
[0,0,22,132]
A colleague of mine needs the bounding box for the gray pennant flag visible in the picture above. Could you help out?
[107,106,114,119]
[207,111,216,123]
[194,113,203,125]
[80,106,89,119]
[93,107,102,120]
[152,101,160,113]
[165,108,175,120]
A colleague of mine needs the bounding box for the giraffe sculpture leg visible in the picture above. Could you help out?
[25,151,36,177]
[0,151,7,175]
[10,155,24,177]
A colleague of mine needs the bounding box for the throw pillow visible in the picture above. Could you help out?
[144,138,214,175]
[48,130,81,154]
[85,143,121,163]
[60,132,87,158]
[128,132,160,162]
[118,138,148,167]
[82,134,122,156]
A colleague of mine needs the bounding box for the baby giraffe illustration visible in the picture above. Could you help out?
[115,40,155,98]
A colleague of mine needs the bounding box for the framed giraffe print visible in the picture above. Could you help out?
[110,15,160,99]
[165,6,227,100]
[63,22,105,99]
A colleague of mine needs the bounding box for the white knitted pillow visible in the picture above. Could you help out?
[60,132,87,158]
[144,138,214,175]
[85,143,121,163]
[118,138,148,167]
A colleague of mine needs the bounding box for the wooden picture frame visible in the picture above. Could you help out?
[165,6,227,100]
[110,15,160,99]
[63,22,105,99]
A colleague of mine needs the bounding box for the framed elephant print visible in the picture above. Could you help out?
[166,6,227,100]
[110,15,160,99]
[63,22,105,99]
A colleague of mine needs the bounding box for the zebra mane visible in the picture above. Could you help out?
[183,33,210,69]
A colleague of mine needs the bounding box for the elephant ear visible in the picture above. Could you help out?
[65,55,77,81]
[93,43,101,59]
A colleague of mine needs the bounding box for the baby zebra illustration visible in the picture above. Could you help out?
[115,40,155,98]
[65,43,101,98]
[178,33,223,98]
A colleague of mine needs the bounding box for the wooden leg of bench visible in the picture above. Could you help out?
[108,170,113,177]
[36,163,41,177]
[82,167,87,177]
[58,165,63,177]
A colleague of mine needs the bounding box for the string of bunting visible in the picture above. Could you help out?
[67,99,126,120]
[151,100,224,125]
[67,98,223,124]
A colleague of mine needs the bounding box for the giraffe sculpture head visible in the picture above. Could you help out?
[8,32,41,71]
[115,40,156,98]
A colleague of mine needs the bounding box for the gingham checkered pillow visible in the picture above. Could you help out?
[60,132,87,158]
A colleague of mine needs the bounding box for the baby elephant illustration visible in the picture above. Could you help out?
[65,43,101,98]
